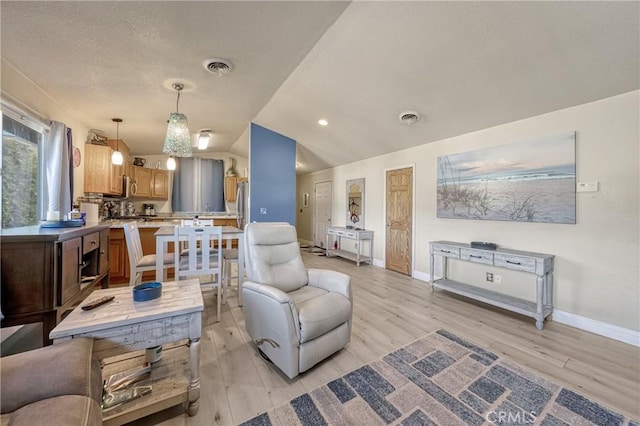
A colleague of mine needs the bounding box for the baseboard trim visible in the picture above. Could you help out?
[372,259,384,268]
[552,310,639,347]
[413,270,431,282]
[412,271,638,346]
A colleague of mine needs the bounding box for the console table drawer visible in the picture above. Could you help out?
[494,253,536,272]
[460,248,493,265]
[431,244,460,259]
[327,228,345,237]
[83,232,100,254]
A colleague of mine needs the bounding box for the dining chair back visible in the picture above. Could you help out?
[181,219,214,226]
[123,221,175,286]
[173,225,224,321]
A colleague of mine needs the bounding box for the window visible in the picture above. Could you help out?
[172,157,225,212]
[1,111,46,229]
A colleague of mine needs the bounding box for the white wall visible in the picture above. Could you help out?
[2,59,248,213]
[2,59,90,202]
[297,91,639,332]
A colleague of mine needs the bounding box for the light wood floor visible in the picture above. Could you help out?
[134,251,639,425]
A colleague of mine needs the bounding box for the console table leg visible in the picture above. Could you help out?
[187,338,201,416]
[536,275,544,330]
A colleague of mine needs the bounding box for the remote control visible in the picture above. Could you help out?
[81,296,115,311]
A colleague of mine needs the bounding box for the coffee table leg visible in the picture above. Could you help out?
[187,337,201,416]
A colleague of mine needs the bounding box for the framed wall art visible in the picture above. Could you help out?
[437,132,576,224]
[346,178,365,229]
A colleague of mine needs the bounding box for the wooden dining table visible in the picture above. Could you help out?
[154,225,246,306]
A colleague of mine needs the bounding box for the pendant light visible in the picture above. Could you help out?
[163,82,192,158]
[167,156,176,170]
[111,118,124,165]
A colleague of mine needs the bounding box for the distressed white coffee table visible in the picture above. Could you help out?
[49,279,204,425]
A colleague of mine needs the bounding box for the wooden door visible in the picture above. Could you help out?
[84,144,111,194]
[385,167,413,275]
[314,181,332,248]
[60,238,82,305]
[152,170,169,199]
[225,177,238,202]
[132,166,152,197]
[98,229,110,275]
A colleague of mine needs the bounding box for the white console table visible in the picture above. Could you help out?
[326,226,373,266]
[429,241,554,329]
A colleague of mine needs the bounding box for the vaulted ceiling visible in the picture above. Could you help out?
[2,1,638,173]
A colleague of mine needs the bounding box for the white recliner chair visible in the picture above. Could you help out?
[242,222,352,379]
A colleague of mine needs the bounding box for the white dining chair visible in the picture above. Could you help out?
[173,226,224,321]
[123,221,175,286]
[180,219,214,226]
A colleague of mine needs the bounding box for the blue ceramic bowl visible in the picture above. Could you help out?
[133,282,162,302]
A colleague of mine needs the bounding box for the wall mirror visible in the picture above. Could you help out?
[346,178,365,229]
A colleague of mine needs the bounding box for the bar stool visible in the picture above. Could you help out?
[222,249,239,303]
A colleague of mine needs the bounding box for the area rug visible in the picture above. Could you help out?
[242,329,637,426]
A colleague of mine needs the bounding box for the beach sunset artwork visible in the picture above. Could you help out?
[437,132,576,224]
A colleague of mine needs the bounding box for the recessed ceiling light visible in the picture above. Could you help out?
[399,111,422,125]
[318,119,328,126]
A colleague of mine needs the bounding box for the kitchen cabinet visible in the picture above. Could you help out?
[84,142,130,196]
[84,144,111,194]
[225,176,247,202]
[0,224,111,345]
[107,139,129,195]
[131,165,152,198]
[151,169,169,200]
[130,167,169,200]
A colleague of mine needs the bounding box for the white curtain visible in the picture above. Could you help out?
[44,121,73,219]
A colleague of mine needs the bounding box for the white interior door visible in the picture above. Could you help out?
[314,180,332,248]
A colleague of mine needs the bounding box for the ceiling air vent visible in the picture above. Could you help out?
[398,111,422,125]
[203,58,233,76]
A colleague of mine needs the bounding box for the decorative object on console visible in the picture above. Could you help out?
[437,132,576,224]
[346,178,365,228]
[163,82,192,159]
[470,241,497,250]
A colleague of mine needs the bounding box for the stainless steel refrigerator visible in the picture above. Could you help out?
[236,180,249,229]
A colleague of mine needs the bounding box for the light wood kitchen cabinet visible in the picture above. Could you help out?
[84,144,111,194]
[107,139,129,195]
[84,141,130,196]
[151,169,169,200]
[225,176,247,202]
[131,165,152,198]
[109,226,174,284]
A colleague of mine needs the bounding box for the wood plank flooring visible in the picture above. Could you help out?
[133,251,640,425]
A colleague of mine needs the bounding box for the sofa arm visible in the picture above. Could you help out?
[0,337,99,414]
[308,269,352,300]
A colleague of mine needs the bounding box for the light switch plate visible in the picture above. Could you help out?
[577,182,598,192]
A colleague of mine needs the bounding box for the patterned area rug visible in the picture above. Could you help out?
[243,329,637,426]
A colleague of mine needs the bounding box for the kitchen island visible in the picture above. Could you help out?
[107,215,238,284]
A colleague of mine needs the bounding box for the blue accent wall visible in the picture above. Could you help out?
[249,123,296,225]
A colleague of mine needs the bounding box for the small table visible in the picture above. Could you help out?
[49,279,204,425]
[154,225,246,305]
[325,226,374,266]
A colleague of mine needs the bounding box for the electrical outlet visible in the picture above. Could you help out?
[494,274,502,284]
[260,207,267,215]
[486,272,494,282]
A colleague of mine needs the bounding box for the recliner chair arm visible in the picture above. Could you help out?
[242,281,301,342]
[307,269,352,300]
[242,281,292,303]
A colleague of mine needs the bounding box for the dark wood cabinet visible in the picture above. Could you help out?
[0,224,111,345]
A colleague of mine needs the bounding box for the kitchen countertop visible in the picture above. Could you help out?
[106,215,238,228]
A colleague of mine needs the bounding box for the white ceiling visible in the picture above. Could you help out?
[2,1,638,174]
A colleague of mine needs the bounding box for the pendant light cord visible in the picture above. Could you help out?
[176,90,181,113]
